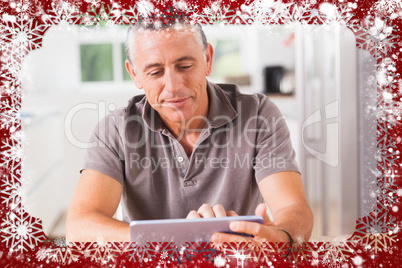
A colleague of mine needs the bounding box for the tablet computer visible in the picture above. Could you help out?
[130,215,263,245]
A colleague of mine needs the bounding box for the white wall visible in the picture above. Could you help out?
[21,25,142,236]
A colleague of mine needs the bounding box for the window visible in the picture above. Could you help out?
[79,42,131,83]
[210,39,242,78]
[80,44,114,82]
[77,26,140,92]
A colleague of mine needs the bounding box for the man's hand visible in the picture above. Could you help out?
[210,203,290,245]
[185,172,313,246]
[186,203,238,218]
[186,203,290,245]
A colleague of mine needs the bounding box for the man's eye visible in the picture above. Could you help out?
[180,65,192,70]
[149,71,162,76]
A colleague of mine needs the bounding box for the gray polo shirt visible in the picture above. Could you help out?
[81,81,299,222]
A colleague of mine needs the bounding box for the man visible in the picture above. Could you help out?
[66,19,313,244]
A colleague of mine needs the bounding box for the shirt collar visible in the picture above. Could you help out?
[206,81,238,129]
[142,81,238,132]
[142,99,164,132]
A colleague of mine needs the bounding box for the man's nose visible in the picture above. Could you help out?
[163,69,180,93]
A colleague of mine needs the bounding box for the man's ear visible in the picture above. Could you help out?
[125,59,143,89]
[205,43,214,76]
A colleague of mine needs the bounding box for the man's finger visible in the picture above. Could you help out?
[212,204,226,217]
[197,203,215,218]
[255,203,274,226]
[229,222,287,242]
[226,210,239,217]
[211,232,251,244]
[229,221,267,237]
[186,210,201,219]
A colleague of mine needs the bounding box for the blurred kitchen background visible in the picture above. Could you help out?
[20,23,376,240]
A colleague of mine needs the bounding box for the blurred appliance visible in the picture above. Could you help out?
[295,25,376,236]
[263,66,295,94]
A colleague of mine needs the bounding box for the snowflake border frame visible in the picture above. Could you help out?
[0,0,400,266]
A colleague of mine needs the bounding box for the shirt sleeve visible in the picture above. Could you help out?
[253,96,300,183]
[80,111,125,186]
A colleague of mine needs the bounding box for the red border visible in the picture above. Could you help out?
[0,0,401,267]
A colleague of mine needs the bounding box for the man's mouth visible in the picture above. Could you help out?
[163,97,190,108]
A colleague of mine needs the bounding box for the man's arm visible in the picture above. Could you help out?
[257,171,313,243]
[66,169,130,242]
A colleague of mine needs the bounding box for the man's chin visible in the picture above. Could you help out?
[160,111,187,125]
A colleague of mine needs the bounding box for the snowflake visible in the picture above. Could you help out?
[172,0,189,11]
[351,208,398,248]
[1,137,22,169]
[54,237,67,247]
[354,15,398,56]
[126,4,157,25]
[377,99,399,128]
[393,101,402,123]
[121,4,143,24]
[240,0,293,25]
[197,3,236,25]
[374,0,402,19]
[131,242,182,264]
[35,245,81,265]
[136,0,155,17]
[218,242,254,267]
[275,3,319,25]
[0,77,21,98]
[376,57,399,89]
[160,251,168,259]
[398,78,402,95]
[275,241,321,264]
[376,174,398,210]
[1,208,47,253]
[108,2,124,24]
[214,254,227,267]
[376,134,398,172]
[85,0,102,7]
[0,96,21,130]
[319,242,354,267]
[176,243,196,263]
[80,3,118,27]
[0,14,49,58]
[36,247,49,262]
[131,242,158,264]
[123,4,197,28]
[0,161,22,210]
[6,1,34,18]
[130,242,217,264]
[359,232,397,253]
[81,241,130,263]
[186,242,220,262]
[81,2,129,27]
[247,241,278,264]
[157,250,169,266]
[0,48,26,87]
[320,3,357,25]
[352,255,365,266]
[41,2,82,25]
[0,15,48,96]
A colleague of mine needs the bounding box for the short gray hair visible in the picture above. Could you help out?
[125,19,208,67]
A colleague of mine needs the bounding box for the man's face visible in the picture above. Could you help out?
[126,26,214,128]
